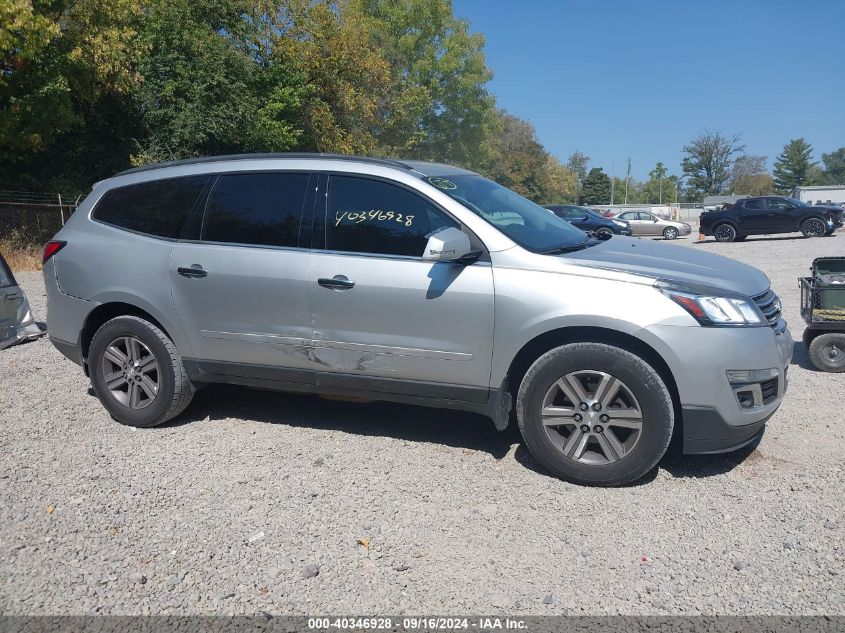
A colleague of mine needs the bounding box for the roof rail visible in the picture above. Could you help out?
[115,152,416,176]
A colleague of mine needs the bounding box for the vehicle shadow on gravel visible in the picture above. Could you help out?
[790,341,816,371]
[167,384,521,459]
[159,385,760,484]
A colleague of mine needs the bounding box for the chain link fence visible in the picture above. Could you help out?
[0,191,81,246]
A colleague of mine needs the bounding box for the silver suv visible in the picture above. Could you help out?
[43,154,793,485]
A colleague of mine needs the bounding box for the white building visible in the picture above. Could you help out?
[792,185,845,205]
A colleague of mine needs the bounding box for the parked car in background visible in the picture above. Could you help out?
[700,196,844,242]
[615,210,691,240]
[43,153,792,486]
[0,253,45,350]
[545,205,632,238]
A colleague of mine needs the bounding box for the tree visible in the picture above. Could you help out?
[681,130,745,198]
[732,173,774,196]
[355,0,496,169]
[773,138,815,193]
[541,157,578,203]
[579,167,611,205]
[487,110,548,202]
[268,0,429,157]
[642,162,678,203]
[565,151,590,186]
[728,154,766,190]
[0,0,146,190]
[819,147,845,184]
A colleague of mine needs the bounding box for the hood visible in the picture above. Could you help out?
[566,237,770,297]
[815,205,844,216]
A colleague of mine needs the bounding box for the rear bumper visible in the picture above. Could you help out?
[50,335,84,367]
[683,405,773,454]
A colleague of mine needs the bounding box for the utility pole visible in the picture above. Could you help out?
[624,157,631,205]
[610,161,615,205]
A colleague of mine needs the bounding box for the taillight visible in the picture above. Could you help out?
[42,241,67,263]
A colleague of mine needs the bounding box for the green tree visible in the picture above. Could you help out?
[0,0,145,190]
[541,156,578,203]
[642,162,678,203]
[819,147,845,184]
[732,173,774,196]
[773,138,815,193]
[565,150,590,187]
[487,110,548,202]
[356,0,495,169]
[580,167,611,205]
[681,130,744,198]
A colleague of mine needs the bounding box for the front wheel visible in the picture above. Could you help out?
[516,342,674,486]
[801,218,827,238]
[808,333,845,372]
[595,227,613,240]
[663,226,679,240]
[714,223,737,242]
[89,315,195,427]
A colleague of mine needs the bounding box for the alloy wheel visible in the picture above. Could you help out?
[803,219,826,238]
[101,336,160,409]
[541,370,643,465]
[664,227,678,239]
[715,224,735,242]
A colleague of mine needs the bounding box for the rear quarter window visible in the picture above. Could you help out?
[0,255,16,287]
[92,175,209,239]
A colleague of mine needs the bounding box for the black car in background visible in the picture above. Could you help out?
[700,196,844,242]
[545,205,632,238]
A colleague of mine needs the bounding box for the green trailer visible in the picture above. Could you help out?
[800,256,845,372]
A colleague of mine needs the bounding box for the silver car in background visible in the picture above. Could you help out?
[42,154,792,486]
[615,210,692,239]
[1,253,44,350]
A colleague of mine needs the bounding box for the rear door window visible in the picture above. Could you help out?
[324,175,459,257]
[93,176,209,239]
[201,173,310,247]
[743,199,764,210]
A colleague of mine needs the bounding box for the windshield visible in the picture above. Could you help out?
[783,197,808,207]
[423,174,587,252]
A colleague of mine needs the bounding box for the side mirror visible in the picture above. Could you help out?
[653,218,659,222]
[422,227,480,265]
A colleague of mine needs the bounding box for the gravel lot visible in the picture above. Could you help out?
[1,230,843,616]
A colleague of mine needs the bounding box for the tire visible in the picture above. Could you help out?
[663,226,679,240]
[89,315,195,427]
[801,217,827,238]
[516,342,674,486]
[595,227,613,240]
[714,223,737,242]
[808,333,845,372]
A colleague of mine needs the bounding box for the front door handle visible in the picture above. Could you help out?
[318,276,355,290]
[177,266,208,278]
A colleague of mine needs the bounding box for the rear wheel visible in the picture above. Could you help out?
[801,218,827,238]
[89,315,195,427]
[714,223,737,242]
[808,333,845,372]
[663,226,679,240]
[516,342,674,486]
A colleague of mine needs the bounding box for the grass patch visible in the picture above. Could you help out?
[0,240,42,273]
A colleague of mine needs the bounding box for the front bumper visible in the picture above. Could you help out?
[678,224,692,236]
[640,322,793,453]
[683,406,772,454]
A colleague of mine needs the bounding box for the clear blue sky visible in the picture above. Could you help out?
[452,0,845,180]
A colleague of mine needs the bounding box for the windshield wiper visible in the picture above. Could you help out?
[540,236,598,255]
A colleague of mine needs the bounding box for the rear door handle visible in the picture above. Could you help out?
[177,266,208,278]
[318,276,355,290]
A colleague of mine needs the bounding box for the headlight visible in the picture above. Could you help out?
[612,220,627,227]
[658,285,766,327]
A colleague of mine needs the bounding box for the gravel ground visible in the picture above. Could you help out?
[1,230,843,616]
